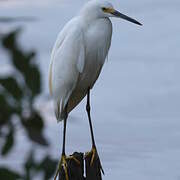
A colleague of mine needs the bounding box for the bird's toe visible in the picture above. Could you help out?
[85,147,104,174]
[54,154,81,180]
[54,154,69,180]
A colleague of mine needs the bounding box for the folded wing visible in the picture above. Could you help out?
[49,20,85,121]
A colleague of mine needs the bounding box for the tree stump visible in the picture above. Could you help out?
[58,152,103,180]
[85,151,103,180]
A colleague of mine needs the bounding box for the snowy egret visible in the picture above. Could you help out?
[49,0,142,179]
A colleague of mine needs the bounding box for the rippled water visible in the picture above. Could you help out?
[0,0,180,179]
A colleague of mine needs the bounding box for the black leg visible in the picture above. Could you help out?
[55,106,69,180]
[85,88,104,175]
[86,88,96,148]
[56,104,82,180]
[62,112,68,155]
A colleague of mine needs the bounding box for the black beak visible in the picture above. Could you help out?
[112,10,142,26]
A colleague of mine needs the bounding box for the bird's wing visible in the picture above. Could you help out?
[49,18,85,121]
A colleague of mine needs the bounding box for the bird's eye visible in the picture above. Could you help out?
[102,7,107,12]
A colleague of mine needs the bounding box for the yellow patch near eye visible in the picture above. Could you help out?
[103,8,115,13]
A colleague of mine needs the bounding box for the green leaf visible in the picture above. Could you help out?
[21,112,48,146]
[0,168,21,179]
[24,151,36,180]
[2,30,41,97]
[23,151,57,180]
[26,51,36,63]
[1,128,14,156]
[1,29,20,50]
[25,151,35,171]
[10,50,42,97]
[38,156,58,180]
[24,65,41,96]
[0,77,23,100]
[0,95,8,126]
[0,94,13,127]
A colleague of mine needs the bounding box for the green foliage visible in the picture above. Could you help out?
[0,168,21,179]
[38,156,58,180]
[2,29,41,97]
[0,94,13,126]
[1,126,14,155]
[23,152,57,180]
[0,29,45,146]
[0,29,57,179]
[21,112,48,146]
[0,77,23,100]
[24,151,36,180]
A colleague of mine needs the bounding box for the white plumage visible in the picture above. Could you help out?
[49,0,141,121]
[49,1,112,121]
[49,1,142,179]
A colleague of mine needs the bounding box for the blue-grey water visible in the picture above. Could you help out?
[0,0,180,179]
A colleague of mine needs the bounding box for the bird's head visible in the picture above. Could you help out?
[80,0,142,26]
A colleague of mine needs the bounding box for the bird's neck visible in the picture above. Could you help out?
[79,13,109,28]
[79,8,103,24]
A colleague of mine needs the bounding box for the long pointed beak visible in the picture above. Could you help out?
[112,10,142,26]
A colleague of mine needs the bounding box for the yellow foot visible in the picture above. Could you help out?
[67,155,81,165]
[85,147,104,174]
[54,154,80,180]
[85,147,96,166]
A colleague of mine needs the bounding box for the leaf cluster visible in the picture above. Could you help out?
[0,30,57,180]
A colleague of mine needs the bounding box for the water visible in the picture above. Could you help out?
[0,0,180,179]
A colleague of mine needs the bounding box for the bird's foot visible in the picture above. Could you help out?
[85,146,104,174]
[54,154,80,180]
[54,154,68,180]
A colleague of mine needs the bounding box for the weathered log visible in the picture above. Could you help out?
[58,152,103,180]
[85,152,103,180]
[58,152,85,180]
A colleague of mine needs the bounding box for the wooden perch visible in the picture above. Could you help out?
[58,152,103,180]
[85,151,103,180]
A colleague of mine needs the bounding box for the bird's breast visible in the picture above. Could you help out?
[78,18,112,88]
[67,18,112,112]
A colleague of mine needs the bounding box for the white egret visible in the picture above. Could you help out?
[49,0,142,179]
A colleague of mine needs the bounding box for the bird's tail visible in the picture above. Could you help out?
[54,99,67,122]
